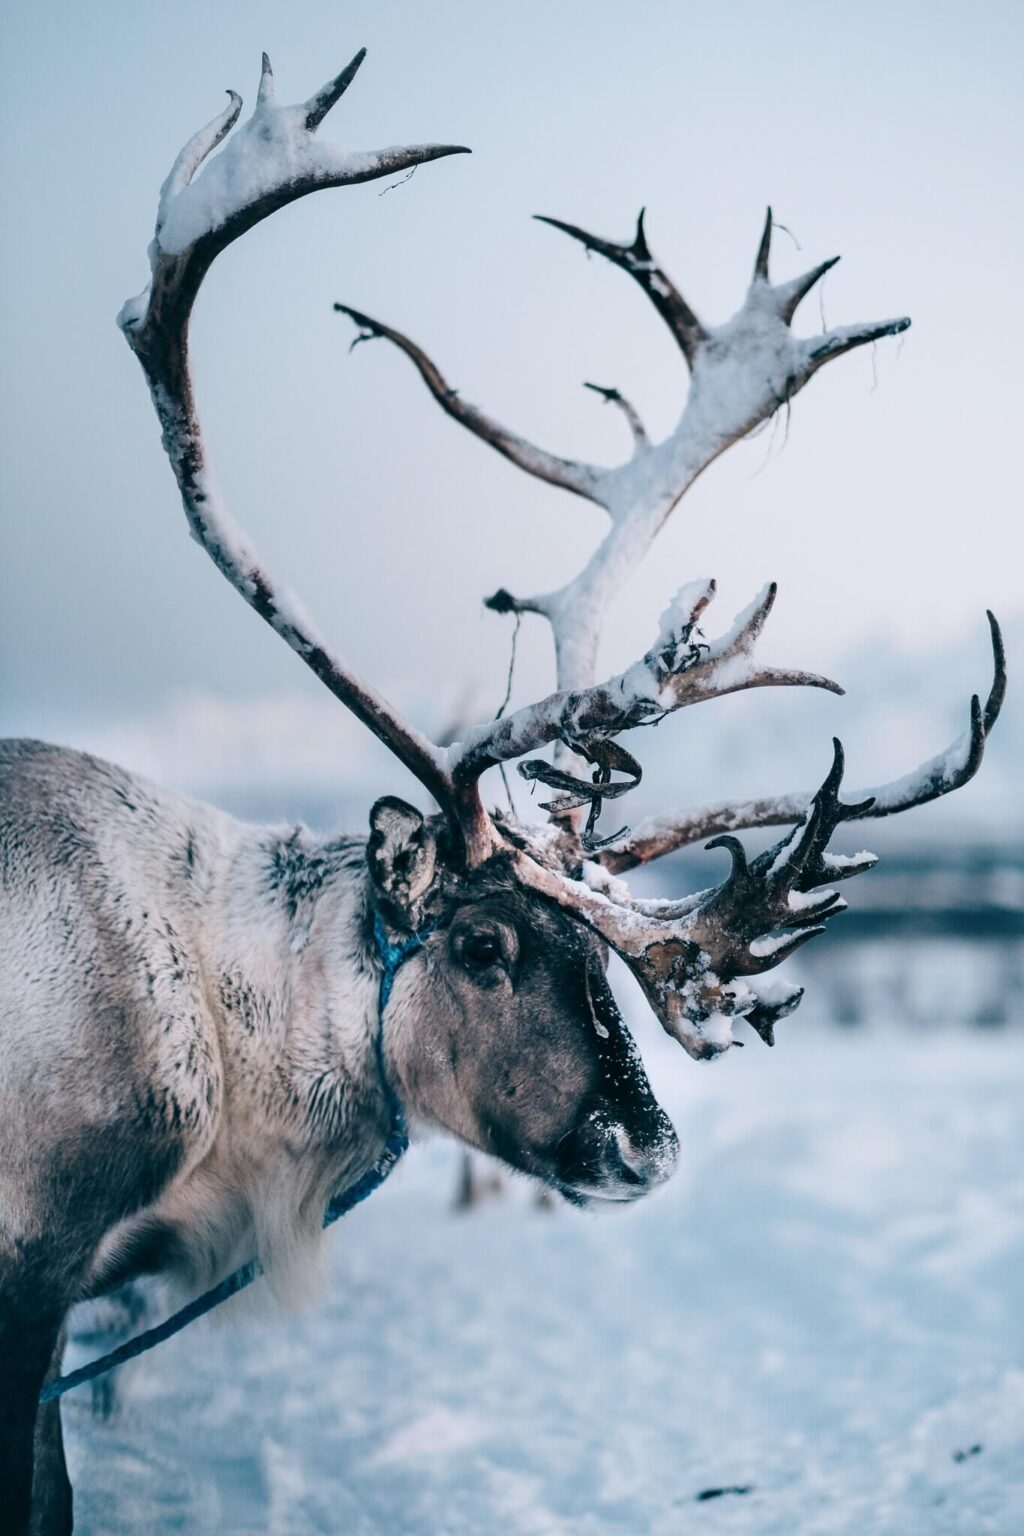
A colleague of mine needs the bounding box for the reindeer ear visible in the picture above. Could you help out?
[366,797,441,930]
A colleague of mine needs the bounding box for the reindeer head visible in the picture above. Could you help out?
[120,49,1004,1203]
[366,797,677,1203]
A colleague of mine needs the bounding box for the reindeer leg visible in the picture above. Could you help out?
[0,1280,66,1536]
[29,1327,72,1536]
[453,1149,480,1210]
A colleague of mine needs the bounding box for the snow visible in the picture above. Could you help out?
[155,90,241,241]
[154,104,443,258]
[768,812,810,876]
[712,583,773,656]
[691,1009,734,1050]
[824,850,877,872]
[63,1025,1024,1535]
[656,577,714,648]
[749,974,803,1010]
[750,929,801,958]
[865,730,972,814]
[788,886,837,911]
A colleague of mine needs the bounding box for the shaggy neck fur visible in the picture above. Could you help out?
[90,817,400,1306]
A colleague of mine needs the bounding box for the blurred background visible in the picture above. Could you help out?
[2,3,1022,1532]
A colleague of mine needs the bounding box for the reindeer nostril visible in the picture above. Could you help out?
[611,1126,647,1182]
[555,1108,677,1200]
[612,1121,678,1188]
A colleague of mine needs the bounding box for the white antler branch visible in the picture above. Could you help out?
[327,183,1000,1058]
[448,579,842,784]
[119,50,469,820]
[333,304,607,505]
[334,206,910,715]
[124,67,1002,1057]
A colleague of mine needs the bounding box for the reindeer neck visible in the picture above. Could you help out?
[197,819,392,1161]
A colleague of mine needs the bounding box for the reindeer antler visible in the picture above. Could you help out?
[507,612,1004,1056]
[125,62,1002,1057]
[449,581,841,782]
[509,740,882,1059]
[601,612,1006,873]
[330,191,1000,1048]
[119,50,469,819]
[335,206,910,707]
[122,75,849,869]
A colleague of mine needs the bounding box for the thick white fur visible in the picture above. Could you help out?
[0,743,397,1308]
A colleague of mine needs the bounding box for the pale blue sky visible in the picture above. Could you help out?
[1,1,1020,800]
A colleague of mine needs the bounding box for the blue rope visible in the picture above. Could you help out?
[40,914,426,1405]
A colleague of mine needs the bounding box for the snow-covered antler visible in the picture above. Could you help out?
[511,740,886,1059]
[330,199,1001,1052]
[448,579,841,784]
[335,208,910,696]
[118,50,469,817]
[510,620,1004,1058]
[601,612,1006,874]
[124,67,1002,1057]
[119,63,846,871]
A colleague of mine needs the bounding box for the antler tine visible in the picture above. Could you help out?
[631,207,653,261]
[304,47,367,130]
[121,51,478,851]
[983,609,1007,733]
[746,981,805,1047]
[601,613,1006,872]
[582,382,649,452]
[534,209,708,369]
[768,739,873,884]
[157,93,242,222]
[715,581,777,655]
[753,207,843,324]
[256,52,275,108]
[802,315,911,377]
[333,304,607,506]
[705,833,749,879]
[847,613,1005,820]
[775,255,841,325]
[753,206,773,282]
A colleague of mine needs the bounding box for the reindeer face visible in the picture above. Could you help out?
[369,799,678,1206]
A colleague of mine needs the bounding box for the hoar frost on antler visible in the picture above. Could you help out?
[117,49,470,814]
[451,579,841,782]
[335,206,910,698]
[122,50,1005,1066]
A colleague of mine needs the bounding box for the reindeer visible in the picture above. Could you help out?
[0,48,1004,1535]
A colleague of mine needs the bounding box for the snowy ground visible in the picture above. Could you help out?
[64,1020,1024,1536]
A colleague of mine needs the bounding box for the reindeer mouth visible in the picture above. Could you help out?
[549,1118,679,1208]
[553,1182,648,1211]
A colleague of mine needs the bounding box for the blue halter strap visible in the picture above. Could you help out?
[40,913,427,1404]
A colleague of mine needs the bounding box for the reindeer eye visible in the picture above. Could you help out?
[460,933,502,970]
